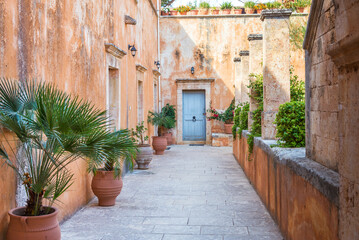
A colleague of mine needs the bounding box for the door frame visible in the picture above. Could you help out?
[176,78,215,145]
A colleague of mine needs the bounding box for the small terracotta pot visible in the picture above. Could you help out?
[161,11,169,16]
[136,144,153,169]
[224,123,234,134]
[199,9,209,15]
[7,207,61,240]
[296,7,305,13]
[190,9,199,15]
[170,10,178,15]
[152,136,167,155]
[91,170,123,206]
[256,9,263,14]
[162,132,173,145]
[179,12,187,15]
[245,8,255,14]
[212,9,220,15]
[234,9,243,14]
[221,9,231,14]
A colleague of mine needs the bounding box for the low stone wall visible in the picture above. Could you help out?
[233,131,339,240]
[211,133,233,147]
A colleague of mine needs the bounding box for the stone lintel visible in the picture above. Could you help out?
[239,51,249,56]
[176,78,215,84]
[241,130,339,207]
[327,31,359,66]
[136,64,147,73]
[233,57,241,62]
[260,9,292,21]
[248,34,263,41]
[125,15,137,25]
[152,69,161,77]
[105,43,127,59]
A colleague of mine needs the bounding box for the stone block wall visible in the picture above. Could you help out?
[233,132,339,240]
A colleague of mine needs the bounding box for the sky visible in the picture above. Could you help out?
[171,0,277,7]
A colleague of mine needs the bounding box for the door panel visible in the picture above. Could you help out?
[183,90,206,141]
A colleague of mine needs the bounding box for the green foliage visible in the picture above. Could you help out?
[293,0,311,8]
[148,111,175,134]
[207,98,235,124]
[248,73,263,104]
[0,78,137,216]
[290,66,305,102]
[188,1,197,10]
[290,19,307,50]
[131,121,149,145]
[199,1,210,8]
[244,1,255,8]
[232,105,241,139]
[238,102,249,138]
[161,0,176,7]
[162,103,176,122]
[266,2,282,9]
[274,101,305,147]
[220,2,233,10]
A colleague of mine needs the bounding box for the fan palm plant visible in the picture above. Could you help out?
[0,78,137,216]
[147,110,175,135]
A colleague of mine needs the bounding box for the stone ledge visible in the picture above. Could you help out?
[241,130,340,207]
[248,34,263,41]
[160,13,307,19]
[260,9,292,21]
[233,57,241,62]
[176,78,215,83]
[239,50,249,56]
[105,43,127,59]
[212,133,233,147]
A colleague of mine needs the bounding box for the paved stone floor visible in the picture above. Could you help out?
[61,145,283,240]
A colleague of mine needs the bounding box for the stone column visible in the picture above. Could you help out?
[261,9,292,139]
[233,57,241,105]
[239,51,250,103]
[247,34,263,129]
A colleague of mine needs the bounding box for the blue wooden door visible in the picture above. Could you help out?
[183,90,206,141]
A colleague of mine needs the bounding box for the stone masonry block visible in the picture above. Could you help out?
[262,111,277,140]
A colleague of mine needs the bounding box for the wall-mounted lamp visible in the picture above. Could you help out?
[154,61,160,69]
[191,67,195,74]
[128,44,137,57]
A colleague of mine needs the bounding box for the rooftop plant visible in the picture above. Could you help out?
[293,0,311,8]
[266,2,282,9]
[244,1,256,8]
[199,1,210,9]
[220,2,233,10]
[0,79,137,216]
[174,5,191,13]
[254,3,267,10]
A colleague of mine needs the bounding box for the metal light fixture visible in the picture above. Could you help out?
[154,61,160,69]
[191,67,195,74]
[128,44,137,57]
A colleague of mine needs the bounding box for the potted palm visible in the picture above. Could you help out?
[161,104,176,145]
[0,79,137,239]
[148,111,175,154]
[131,122,153,169]
[199,1,210,15]
[220,2,233,14]
[234,7,244,14]
[244,1,255,14]
[212,7,220,15]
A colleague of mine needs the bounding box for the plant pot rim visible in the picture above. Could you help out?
[138,144,151,147]
[8,206,59,218]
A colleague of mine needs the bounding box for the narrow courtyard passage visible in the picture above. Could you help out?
[61,145,282,240]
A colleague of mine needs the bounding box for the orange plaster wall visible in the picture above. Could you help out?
[233,134,339,240]
[0,0,159,238]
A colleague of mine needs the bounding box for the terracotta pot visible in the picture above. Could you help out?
[245,8,255,14]
[161,11,169,16]
[297,7,305,13]
[7,207,61,240]
[91,170,123,206]
[152,136,167,155]
[162,132,173,145]
[199,9,209,15]
[190,9,199,15]
[136,144,153,169]
[234,9,243,14]
[170,10,178,15]
[212,9,220,15]
[256,9,263,14]
[224,123,234,134]
[179,12,187,15]
[221,9,231,14]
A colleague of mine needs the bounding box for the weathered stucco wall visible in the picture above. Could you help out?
[0,0,159,238]
[160,14,306,143]
[304,0,359,238]
[233,132,339,240]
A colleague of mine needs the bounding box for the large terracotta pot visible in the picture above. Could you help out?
[199,9,209,15]
[161,11,169,16]
[162,132,173,145]
[91,170,123,206]
[136,144,153,169]
[296,7,305,13]
[179,12,187,15]
[190,9,199,15]
[221,9,231,14]
[152,136,167,155]
[7,207,60,240]
[212,9,220,15]
[245,8,255,14]
[170,10,178,15]
[256,9,263,14]
[224,123,234,134]
[234,9,243,14]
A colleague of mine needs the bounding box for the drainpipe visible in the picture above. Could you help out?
[157,0,162,110]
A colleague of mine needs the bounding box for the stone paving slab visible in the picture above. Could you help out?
[61,145,283,240]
